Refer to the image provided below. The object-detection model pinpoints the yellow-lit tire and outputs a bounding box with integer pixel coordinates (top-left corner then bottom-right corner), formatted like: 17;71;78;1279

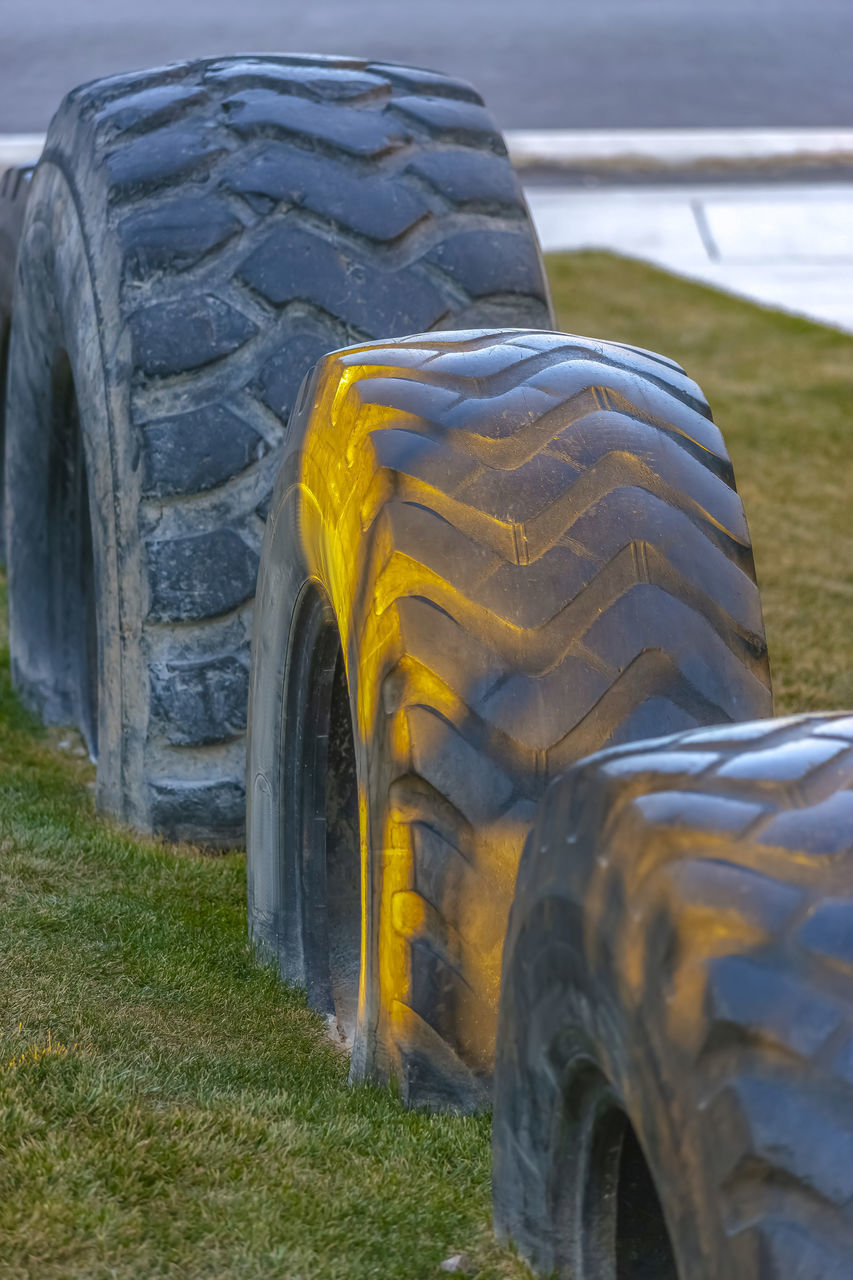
246;328;772;1110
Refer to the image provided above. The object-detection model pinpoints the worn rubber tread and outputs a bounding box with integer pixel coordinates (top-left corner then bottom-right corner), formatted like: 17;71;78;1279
247;328;771;1111
493;712;853;1278
6;56;551;841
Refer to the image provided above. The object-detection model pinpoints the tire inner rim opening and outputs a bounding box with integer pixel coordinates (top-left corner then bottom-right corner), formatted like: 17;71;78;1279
324;649;360;1047
582;1082;679;1280
49;351;98;758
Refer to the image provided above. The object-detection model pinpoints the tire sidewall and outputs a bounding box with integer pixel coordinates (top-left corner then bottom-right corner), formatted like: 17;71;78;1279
246;366;377;1069
245;440;310;972
494;884;730;1279
6;158;135;818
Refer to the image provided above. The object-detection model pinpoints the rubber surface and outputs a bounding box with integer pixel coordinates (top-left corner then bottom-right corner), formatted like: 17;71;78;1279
4;55;552;843
0;166;31;348
246;328;772;1110
493;712;853;1278
0;164;33;558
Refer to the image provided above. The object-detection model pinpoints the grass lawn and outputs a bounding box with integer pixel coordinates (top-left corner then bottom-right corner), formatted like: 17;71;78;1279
1;253;851;1278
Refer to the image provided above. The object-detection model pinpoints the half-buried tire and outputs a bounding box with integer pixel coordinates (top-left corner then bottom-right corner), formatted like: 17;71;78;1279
246;328;772;1111
493;712;853;1278
3;54;552;843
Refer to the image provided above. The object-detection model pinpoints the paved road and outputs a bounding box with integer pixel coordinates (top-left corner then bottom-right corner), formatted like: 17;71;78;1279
2;0;852;133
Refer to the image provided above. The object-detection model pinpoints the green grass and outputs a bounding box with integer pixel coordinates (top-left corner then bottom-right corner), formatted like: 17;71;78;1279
1;253;851;1277
0;602;519;1280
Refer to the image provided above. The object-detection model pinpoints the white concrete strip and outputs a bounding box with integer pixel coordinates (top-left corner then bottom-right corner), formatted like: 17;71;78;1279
507;128;853;171
0;134;44;168
524;183;853;334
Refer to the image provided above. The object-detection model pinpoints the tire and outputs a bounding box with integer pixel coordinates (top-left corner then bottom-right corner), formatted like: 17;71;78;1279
493;712;853;1278
0;165;31;343
246;328;772;1111
3;55;552;844
0;164;33;559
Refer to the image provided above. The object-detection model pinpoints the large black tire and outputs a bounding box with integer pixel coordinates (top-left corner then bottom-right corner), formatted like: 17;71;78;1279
493;712;853;1278
0;164;33;559
4;55;552;843
246;328;772;1111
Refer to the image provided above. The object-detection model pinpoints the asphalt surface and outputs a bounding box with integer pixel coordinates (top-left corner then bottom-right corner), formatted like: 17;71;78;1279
2;0;852;133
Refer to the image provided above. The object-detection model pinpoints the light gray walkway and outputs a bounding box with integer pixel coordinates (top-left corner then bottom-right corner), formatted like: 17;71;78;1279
526;183;853;334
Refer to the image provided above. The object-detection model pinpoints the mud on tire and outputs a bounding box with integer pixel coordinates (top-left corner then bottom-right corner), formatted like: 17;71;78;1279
493;712;853;1278
4;55;552;842
246;328;771;1111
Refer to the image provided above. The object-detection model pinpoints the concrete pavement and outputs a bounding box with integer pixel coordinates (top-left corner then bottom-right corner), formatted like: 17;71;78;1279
525;182;853;335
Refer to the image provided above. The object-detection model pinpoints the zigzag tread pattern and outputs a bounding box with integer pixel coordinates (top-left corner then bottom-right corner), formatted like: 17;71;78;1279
342;331;769;732
499;712;853;1274
41;56;552;839
318;330;771;1099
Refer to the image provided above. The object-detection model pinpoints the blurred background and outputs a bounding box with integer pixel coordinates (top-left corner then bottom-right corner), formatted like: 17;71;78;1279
2;0;852;131
2;0;853;330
